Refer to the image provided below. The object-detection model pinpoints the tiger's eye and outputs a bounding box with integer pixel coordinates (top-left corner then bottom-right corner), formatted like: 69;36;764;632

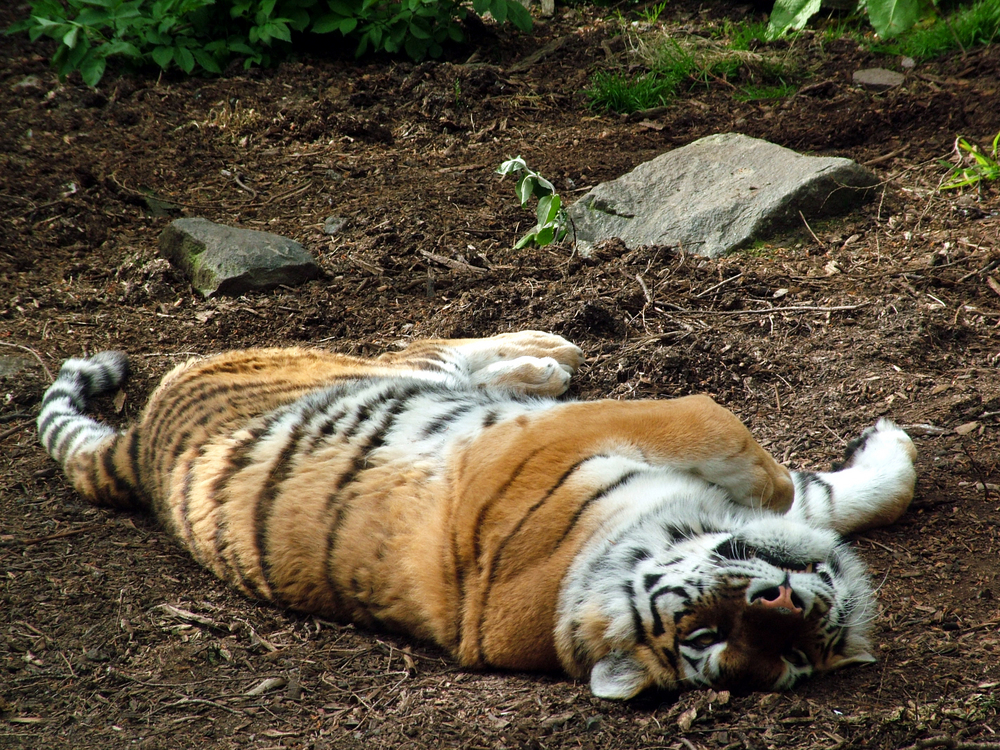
685;628;723;649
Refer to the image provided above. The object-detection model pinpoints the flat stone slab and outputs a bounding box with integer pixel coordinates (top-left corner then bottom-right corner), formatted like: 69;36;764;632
853;68;905;92
159;217;320;297
567;133;878;258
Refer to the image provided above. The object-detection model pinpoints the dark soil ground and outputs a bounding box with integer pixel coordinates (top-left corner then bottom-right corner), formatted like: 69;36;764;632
2;2;1000;748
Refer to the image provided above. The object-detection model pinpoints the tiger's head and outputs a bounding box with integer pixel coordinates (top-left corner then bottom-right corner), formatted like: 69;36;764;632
557;512;878;700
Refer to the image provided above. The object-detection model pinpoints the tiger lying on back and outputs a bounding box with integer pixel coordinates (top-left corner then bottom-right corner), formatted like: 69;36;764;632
37;331;917;699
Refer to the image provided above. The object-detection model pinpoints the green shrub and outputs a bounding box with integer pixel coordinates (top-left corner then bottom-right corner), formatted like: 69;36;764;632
877;0;1000;59
7;0;533;86
767;0;924;40
767;0;1000;43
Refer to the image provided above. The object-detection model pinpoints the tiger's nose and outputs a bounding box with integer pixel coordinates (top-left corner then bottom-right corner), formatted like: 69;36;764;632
754;584;804;615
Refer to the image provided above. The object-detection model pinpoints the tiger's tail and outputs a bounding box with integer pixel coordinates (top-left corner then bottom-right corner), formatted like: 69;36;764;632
37;352;146;510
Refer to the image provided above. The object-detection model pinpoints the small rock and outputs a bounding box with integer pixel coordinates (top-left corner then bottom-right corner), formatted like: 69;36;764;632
11;75;43;92
84;648;110;662
901;56;916;69
159;217;321;298
323;216;348;235
853;68;905;92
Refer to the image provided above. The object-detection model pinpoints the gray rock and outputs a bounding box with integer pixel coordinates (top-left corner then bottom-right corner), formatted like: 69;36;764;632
853;68;905;92
0;355;34;378
159;217;320;297
323;216;348;235
567;133;877;258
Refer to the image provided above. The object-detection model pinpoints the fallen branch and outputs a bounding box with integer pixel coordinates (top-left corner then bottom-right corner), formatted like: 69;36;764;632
418;249;487;274
4;525;102;546
799;211;826;249
660;303;870;317
0;420;32;442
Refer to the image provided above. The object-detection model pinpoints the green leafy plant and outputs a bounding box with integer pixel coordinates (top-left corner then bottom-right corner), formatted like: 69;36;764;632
7;0;533;86
496;157;569;249
940;132;1000;191
876;0;1000;59
312;0;530;60
767;0;923;41
8;0;225;86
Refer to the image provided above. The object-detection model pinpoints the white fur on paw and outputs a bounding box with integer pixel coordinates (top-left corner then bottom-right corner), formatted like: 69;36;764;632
491;331;585;374
471;356;573;395
842;419;917;470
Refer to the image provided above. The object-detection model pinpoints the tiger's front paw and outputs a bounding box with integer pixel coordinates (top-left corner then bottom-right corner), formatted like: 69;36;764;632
489;331;584;374
461;331;584;378
471;356;574;396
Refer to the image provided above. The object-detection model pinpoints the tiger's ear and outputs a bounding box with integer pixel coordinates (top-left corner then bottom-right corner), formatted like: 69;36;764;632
590;651;652;700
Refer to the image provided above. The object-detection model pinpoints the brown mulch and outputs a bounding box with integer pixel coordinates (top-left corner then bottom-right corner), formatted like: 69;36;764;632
2;1;1000;748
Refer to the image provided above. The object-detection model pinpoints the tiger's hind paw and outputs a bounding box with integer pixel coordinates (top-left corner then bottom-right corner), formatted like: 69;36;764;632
835;419;917;472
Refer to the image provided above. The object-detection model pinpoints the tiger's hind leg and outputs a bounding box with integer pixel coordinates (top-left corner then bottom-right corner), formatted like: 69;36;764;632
384;331;585;397
786;419;917;535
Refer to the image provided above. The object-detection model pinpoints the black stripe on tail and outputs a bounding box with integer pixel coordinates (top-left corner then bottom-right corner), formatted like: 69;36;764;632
38;352;134;505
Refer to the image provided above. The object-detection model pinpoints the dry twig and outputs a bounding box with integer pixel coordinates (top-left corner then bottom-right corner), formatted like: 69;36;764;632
0;341;54;381
664;303;869;317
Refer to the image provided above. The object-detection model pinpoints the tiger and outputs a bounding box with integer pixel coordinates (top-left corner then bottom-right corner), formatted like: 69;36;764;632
36;331;918;699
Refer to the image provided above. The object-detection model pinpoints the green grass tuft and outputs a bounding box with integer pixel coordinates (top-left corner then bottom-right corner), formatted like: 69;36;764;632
586;70;678;113
734;82;796;101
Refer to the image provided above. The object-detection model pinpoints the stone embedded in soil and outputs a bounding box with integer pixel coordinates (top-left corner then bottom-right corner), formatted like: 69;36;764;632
566;133;878;258
323;215;348;235
853;68;906;92
0;355;34;377
159;217;321;298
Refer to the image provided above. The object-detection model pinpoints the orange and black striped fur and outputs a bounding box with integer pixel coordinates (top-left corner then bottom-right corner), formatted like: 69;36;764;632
38;332;918;698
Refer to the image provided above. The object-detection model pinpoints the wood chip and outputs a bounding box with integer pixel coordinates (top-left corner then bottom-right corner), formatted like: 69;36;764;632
901;423;947;436
954;421;980;436
677;706;698;731
987;275;1000;299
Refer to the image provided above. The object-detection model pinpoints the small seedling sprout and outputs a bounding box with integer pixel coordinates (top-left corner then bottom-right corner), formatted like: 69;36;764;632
497;157;569;249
